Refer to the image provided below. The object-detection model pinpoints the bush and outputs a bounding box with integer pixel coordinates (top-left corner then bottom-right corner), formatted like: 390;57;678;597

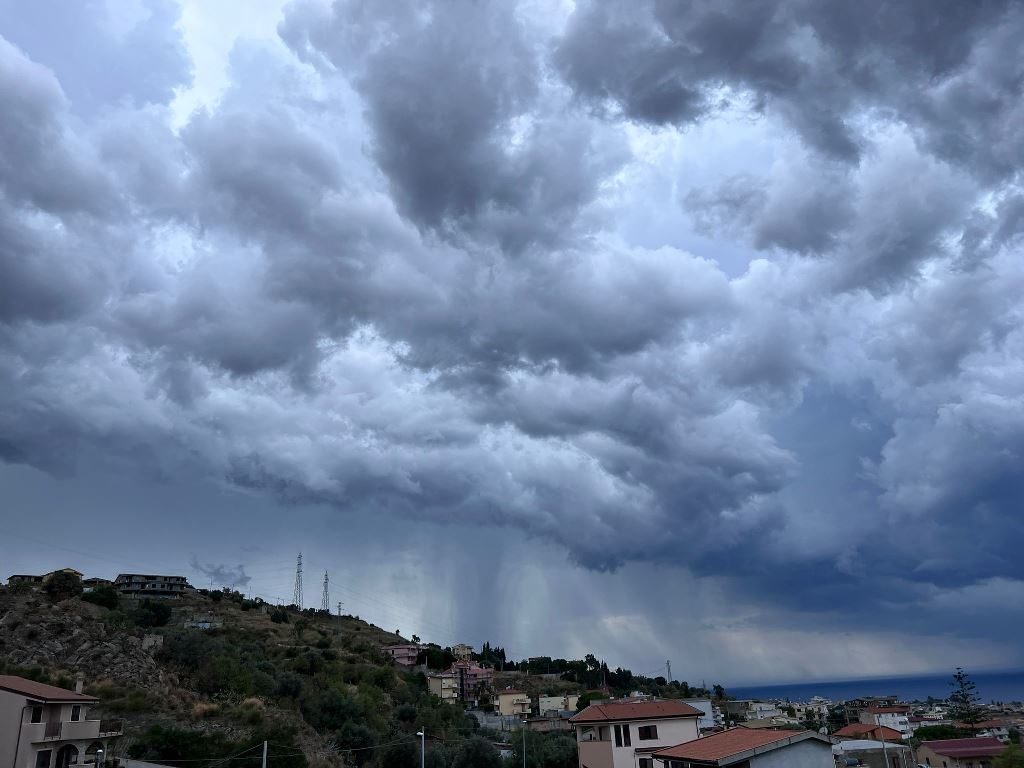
82;586;119;610
270;608;289;624
133;599;172;628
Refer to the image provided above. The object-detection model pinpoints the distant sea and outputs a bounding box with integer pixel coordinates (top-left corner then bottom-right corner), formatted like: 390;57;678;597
728;670;1024;704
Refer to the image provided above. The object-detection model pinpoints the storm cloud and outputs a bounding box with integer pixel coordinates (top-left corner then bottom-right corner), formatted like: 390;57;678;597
2;0;1023;678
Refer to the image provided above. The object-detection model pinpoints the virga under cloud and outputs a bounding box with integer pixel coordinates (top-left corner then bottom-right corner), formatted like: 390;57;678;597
1;0;1023;676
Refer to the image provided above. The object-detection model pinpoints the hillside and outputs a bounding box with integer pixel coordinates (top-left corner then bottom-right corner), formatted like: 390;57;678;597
0;585;504;767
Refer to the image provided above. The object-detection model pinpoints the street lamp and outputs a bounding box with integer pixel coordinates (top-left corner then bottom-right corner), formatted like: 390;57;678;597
416;729;424;768
95;749;103;768
522;720;527;768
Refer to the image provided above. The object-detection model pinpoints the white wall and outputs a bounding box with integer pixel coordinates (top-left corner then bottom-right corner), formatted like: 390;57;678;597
749;739;834;768
681;700;714;730
609;718;699;768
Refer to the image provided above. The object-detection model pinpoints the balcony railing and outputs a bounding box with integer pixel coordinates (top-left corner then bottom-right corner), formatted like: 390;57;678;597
100;719;124;736
28;718;116;742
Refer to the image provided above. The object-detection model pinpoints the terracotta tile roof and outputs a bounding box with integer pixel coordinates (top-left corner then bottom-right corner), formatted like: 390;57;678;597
921;737;1005;758
653;728;818;764
863;706;910;714
834;724;903;739
0;675;98;703
571;699;702;724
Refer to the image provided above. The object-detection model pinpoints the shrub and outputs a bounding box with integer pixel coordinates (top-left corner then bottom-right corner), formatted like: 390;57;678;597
192;702;221;719
270;608;289;624
132;599;172;628
82;586;119;610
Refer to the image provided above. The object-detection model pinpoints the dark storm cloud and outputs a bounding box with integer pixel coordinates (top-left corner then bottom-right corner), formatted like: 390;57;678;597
557;0;1023;176
189;556;252;589
2;0;1024;672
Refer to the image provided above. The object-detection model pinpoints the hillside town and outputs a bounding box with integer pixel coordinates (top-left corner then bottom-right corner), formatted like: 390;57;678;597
3;567;1024;768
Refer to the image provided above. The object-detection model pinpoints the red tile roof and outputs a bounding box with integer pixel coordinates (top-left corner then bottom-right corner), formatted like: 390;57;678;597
571;699;702;724
0;675;98;703
653;728;821;764
834;724;903;740
921;737;1006;758
863;706;910;714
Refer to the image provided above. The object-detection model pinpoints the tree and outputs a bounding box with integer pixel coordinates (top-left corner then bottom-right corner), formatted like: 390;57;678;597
712;684;726;700
914;725;963;742
949;667;983;725
995;744;1024;768
44;572;83;602
133;599;172;628
451;737;501;768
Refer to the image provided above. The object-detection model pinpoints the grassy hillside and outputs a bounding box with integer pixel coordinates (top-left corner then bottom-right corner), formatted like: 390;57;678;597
0;585;532;768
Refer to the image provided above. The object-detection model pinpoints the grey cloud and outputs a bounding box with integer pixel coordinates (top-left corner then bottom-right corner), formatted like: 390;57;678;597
4;0;1024;669
189;556;252;589
0;0;190;114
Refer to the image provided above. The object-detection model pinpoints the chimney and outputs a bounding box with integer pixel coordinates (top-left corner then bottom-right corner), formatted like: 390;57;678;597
75;673;84;694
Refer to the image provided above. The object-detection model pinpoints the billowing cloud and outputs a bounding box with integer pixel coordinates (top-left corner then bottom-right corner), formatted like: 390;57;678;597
2;0;1024;678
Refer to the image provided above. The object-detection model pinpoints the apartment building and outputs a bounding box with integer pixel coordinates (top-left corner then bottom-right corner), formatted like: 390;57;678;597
428;673;458;702
0;676;123;768
858;706;911;740
495;690;531;717
113;574;190;599
540;694;581;714
571;698;703;768
452;643;474;660
447;660;494;704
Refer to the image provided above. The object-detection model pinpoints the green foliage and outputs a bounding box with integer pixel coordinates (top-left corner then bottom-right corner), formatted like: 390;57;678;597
914;725;964;741
301;687;363;732
379;739;419;768
128;724;307;767
575;691;603;712
132;598;172;628
451;737;501;768
44;572;83;602
513;731;579;768
949;667;983;725
270;608;290;624
995;744;1024;768
82;586;119;610
336;721;375;766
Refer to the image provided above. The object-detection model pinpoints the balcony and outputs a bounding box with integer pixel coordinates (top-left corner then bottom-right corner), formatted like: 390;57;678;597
26;718;121;742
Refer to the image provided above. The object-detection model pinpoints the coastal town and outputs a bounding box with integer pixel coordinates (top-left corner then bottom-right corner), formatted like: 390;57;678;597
2;567;1023;768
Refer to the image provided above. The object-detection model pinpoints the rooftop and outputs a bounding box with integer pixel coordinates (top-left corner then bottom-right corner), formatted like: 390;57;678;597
0;675;98;703
572;699;703;724
863;706;910;714
652;728;821;765
834;723;903;740
921;737;1006;758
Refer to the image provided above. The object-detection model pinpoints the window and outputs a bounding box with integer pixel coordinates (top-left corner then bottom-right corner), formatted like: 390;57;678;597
71;705;81;722
36;751;52;768
638;725;659;740
614;724;622;747
622;724;631;747
639;760;653;768
31;706;43;723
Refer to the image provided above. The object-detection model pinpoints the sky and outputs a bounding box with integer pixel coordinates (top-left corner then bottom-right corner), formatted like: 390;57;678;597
1;0;1023;687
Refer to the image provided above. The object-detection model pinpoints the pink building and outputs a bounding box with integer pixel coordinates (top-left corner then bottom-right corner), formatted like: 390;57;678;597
384;644;421;667
447;660;494;703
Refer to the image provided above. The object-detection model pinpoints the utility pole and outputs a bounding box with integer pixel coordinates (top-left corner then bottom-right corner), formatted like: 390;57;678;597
262;740;267;768
293;553;303;609
522;719;527;768
416;729;425;768
666;660;672;684
321;571;330;612
337;601;343;617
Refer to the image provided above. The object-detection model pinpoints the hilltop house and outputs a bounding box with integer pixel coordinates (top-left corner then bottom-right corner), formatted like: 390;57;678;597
917;737;1006;768
113;574;191;599
571;698;703;768
0;675;123;768
858;706;911;740
652;728;833;768
7;569;84;588
383;643;421;668
452;643;474;660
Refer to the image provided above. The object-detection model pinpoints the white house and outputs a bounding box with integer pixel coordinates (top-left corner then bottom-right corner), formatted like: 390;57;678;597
0;676;123;768
653;728;834;768
540;694;581;714
858;706;912;740
571;698;702;768
680;700;717;731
